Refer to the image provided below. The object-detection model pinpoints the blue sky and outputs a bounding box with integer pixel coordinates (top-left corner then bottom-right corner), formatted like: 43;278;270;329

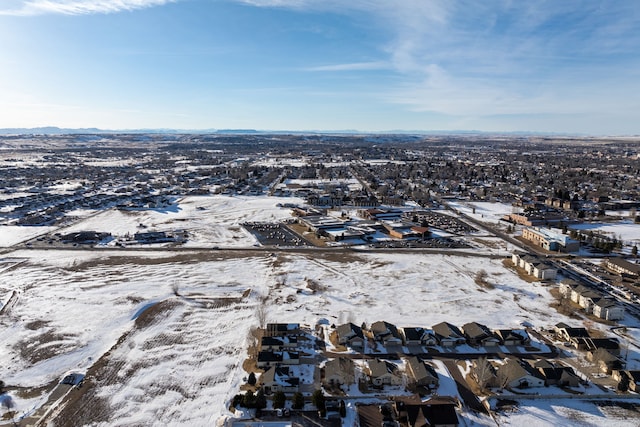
1;0;639;134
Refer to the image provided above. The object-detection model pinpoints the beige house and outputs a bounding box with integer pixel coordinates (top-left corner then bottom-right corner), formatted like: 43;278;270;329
366;359;403;387
323;357;356;388
592;298;625;321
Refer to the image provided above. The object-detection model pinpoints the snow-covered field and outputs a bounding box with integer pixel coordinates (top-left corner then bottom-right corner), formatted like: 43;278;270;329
54;195;305;248
0;195;638;426
496;399;640;427
0;225;58;247
570;220;640;246
0;247;623;426
447;201;513;225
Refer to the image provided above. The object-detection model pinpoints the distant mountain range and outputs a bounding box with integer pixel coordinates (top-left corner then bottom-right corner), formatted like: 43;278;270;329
0;126;632;137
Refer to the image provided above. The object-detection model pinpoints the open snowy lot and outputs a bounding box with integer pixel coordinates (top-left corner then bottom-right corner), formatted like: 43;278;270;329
570;220;640;247
0;226;58;247
54;195;305;248
447;200;514;225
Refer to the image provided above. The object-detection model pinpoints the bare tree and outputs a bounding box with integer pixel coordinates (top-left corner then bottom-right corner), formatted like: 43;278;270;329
256;302;268;329
473;357;496;393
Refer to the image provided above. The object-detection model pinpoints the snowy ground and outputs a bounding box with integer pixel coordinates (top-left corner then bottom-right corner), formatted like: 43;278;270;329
0;247;615;426
32;195;305;249
569;220;640;247
0;195;638;426
495;399;640;427
446;201;514;225
0;225;58;247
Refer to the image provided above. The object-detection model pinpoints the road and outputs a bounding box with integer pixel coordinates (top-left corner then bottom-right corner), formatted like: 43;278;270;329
20;383;75;427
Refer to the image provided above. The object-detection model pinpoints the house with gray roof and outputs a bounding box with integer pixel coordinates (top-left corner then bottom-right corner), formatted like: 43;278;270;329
461;322;500;347
401;327;438;346
593;298;624;321
494;329;530;346
336;322;365;350
370;321;403;346
432;322;466;347
366;359;403;387
405;356;439;389
496;358;545;389
261;366;300;393
323;357;356;388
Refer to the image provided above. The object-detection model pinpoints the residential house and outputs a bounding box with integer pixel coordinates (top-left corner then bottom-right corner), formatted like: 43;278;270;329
494;329;530;346
261;366;300;393
511;251;525;266
366;359;403;387
613;370;640;392
471;358;500;389
432;322;466;347
265;323;300;337
370;321;403;346
256;351;300;369
513;252;558;280
573;337;620;355
570;285;592;305
260;336;298;351
496;358;545;389
401;403;459;427
405;356;439;389
461;322;500;347
578;290;603;314
587;348;625;374
559;279;579;298
592;298;625;321
528;360;581;387
401;327;438;346
554;323;590;342
336;322;365;350
530;261;558;280
323;357;356;388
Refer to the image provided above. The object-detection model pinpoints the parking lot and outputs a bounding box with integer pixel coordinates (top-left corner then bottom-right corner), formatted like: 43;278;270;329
242;222;311;247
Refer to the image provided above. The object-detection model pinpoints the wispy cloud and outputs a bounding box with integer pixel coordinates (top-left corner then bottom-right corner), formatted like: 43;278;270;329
304;61;389;72
235;0;640;121
0;0;176;16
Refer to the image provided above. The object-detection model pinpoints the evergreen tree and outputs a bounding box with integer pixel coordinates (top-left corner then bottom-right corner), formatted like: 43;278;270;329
273;391;286;409
247;372;257;386
243;390;256;408
255;389;267;410
292;392;305;410
339;400;346;417
311;390;326;412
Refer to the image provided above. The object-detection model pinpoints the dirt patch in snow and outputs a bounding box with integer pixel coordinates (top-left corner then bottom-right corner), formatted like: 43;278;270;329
48;298;182;426
16;330;78;365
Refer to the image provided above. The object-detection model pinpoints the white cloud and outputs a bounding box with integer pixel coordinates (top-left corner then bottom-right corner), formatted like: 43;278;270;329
0;0;176;16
